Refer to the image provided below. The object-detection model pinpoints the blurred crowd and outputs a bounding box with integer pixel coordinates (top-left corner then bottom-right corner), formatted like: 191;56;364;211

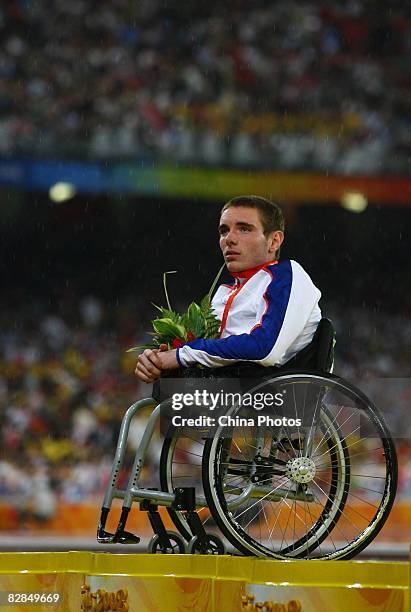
0;294;410;528
0;295;159;524
0;0;410;173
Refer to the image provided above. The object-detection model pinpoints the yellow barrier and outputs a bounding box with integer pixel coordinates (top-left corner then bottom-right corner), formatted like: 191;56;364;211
0;552;408;611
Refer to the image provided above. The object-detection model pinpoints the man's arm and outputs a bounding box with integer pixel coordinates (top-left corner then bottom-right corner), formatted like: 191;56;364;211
177;260;321;368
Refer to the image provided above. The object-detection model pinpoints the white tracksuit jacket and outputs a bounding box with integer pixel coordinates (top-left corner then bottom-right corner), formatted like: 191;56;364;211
176;259;321;369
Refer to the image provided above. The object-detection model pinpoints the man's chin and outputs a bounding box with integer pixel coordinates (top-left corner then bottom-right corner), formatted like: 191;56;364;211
225;261;245;273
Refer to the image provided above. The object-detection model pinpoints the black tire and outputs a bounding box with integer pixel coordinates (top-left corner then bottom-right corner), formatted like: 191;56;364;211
202;373;397;560
147;531;187;554
188;534;226;555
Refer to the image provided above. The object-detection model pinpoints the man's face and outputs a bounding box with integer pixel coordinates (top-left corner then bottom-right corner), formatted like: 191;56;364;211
219;206;284;273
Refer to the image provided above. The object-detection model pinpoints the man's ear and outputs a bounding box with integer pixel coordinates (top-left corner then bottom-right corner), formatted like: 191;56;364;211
269;230;284;254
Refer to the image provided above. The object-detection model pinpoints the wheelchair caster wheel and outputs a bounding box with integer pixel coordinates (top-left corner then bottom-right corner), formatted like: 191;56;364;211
147;531;187;554
188;534;225;555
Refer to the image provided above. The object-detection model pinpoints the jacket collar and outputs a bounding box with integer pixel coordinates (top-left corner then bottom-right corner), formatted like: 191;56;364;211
230;260;278;282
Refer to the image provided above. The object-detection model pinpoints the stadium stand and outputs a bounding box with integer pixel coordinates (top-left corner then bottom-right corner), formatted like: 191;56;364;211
0;1;410;173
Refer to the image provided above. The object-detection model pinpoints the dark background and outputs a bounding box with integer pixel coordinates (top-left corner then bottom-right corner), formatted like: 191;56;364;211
2;188;409;316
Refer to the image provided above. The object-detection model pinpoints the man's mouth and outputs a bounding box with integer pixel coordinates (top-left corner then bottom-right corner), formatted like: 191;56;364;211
225;251;240;260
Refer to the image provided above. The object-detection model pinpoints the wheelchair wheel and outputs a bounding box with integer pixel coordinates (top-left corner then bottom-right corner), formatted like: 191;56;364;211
202;373;397;560
159;433;214;541
148;531;187;554
188;534;226;555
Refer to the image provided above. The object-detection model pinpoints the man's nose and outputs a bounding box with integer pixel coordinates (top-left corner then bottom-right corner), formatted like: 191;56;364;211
225;230;237;245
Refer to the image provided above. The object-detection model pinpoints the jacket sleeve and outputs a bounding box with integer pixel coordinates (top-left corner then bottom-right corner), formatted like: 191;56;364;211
177;260;321;368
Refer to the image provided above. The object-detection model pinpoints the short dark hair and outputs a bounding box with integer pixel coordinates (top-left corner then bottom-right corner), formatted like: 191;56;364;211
221;195;285;235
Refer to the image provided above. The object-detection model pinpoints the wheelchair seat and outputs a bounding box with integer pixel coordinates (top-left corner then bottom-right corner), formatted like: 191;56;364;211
280;317;335;373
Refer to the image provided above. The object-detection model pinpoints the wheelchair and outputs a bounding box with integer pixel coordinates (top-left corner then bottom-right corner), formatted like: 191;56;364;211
97;319;398;560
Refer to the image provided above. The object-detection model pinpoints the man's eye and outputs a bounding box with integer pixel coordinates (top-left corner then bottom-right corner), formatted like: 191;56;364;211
240;227;251;232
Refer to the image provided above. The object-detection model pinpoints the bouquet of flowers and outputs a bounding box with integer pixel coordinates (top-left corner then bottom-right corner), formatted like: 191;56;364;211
127;265;225;353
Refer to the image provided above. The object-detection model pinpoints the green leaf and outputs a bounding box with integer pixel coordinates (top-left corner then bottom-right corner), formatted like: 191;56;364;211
204;310;221;339
151;302;163;313
127;343;157;352
152;318;187;339
198;293;222;339
183;302;205;338
207;262;226;302
152;303;183;324
163;270;177;310
200;294;211;312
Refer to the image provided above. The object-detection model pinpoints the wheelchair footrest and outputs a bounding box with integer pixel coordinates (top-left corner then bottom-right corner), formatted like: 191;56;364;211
97;505;141;545
114;530;141;544
97;528;118;544
97;507;117;544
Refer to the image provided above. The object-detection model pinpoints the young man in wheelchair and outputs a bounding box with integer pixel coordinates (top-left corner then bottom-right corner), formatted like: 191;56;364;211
117;195;396;559
135;195;330;384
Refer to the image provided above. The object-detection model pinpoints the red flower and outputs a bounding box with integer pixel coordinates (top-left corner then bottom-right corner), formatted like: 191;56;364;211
187;331;196;342
172;338;183;348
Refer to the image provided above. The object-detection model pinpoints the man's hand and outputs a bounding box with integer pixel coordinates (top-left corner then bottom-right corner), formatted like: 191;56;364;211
135;345;179;383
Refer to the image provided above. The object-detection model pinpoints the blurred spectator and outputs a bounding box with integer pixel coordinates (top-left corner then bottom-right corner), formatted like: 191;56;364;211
0;1;409;173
